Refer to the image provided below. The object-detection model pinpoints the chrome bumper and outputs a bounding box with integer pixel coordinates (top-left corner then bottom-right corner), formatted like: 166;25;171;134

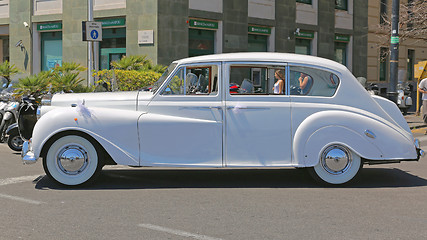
415;139;425;159
21;140;38;164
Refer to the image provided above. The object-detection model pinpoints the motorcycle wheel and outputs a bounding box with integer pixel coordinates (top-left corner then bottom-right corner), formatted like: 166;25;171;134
7;130;23;152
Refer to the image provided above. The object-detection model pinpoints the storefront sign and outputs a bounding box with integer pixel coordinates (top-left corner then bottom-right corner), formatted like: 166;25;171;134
189;19;218;30
38;23;62;31
248;26;271;35
98;18;126;28
335;34;350;42
296;31;314;39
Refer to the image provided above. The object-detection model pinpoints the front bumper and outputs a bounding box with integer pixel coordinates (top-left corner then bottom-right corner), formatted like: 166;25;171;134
21;140;39;164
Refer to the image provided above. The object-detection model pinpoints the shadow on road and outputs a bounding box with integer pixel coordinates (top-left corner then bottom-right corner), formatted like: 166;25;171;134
34;167;427;190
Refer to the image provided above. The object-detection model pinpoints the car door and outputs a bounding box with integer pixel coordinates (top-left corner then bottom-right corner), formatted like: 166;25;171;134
224;62;293;167
138;62;223;167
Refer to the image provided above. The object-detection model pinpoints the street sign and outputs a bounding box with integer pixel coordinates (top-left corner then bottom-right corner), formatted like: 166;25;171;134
82;21;102;41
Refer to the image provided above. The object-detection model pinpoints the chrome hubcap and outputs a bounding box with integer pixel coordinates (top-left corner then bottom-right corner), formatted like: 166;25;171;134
321;145;352;175
57;145;88;175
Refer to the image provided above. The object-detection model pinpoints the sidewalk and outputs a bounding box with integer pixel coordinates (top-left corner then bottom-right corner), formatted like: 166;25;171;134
404;112;427;129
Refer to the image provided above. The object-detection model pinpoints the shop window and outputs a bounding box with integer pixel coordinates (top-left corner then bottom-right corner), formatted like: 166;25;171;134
380;0;388;24
297;0;312;4
295;38;311;55
335;0;348;10
248;34;268;52
407;49;415;81
41;31;62;71
289;66;339;97
100;28;126;70
334;42;347;66
189;29;215;57
379;47;388;81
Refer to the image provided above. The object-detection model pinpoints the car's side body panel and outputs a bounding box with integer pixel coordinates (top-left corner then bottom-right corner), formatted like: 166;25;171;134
31;107;142;166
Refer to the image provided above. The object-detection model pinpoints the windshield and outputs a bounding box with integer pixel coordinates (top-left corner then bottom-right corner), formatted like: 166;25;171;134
151;63;177;93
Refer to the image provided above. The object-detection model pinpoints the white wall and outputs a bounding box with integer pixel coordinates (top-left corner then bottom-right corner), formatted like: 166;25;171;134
248;0;274;20
189;0;222;13
33;0;62;15
94;0;126;11
0;0;8;19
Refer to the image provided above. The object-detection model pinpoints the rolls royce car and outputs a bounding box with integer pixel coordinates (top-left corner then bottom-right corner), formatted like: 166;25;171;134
21;53;423;186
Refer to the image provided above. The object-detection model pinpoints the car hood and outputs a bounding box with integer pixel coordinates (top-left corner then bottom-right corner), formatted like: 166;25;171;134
50;91;154;111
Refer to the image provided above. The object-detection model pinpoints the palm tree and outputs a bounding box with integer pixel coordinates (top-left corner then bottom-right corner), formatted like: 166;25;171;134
0;61;20;88
110;55;166;73
50;62;87;93
13;72;50;100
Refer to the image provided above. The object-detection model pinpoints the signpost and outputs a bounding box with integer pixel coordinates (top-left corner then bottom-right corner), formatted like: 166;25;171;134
82;21;102;41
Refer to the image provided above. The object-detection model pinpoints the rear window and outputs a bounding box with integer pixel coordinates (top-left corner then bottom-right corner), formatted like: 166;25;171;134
289;66;339;97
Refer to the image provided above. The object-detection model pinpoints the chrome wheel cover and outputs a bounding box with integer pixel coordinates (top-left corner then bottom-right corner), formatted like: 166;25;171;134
57;145;89;175
320;145;352;175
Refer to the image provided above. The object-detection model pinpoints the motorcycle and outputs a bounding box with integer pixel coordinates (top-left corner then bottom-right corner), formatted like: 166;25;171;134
396;82;413;115
0;100;20;143
6;123;22;151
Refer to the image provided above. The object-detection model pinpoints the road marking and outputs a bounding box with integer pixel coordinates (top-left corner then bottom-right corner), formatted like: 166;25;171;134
0;175;41;186
0;193;44;205
138;223;223;240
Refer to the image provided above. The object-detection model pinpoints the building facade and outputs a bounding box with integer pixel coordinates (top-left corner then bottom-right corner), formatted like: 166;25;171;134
0;0;368;83
367;0;427;95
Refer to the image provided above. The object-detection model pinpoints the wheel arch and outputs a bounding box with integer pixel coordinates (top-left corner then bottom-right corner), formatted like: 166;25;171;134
292;110;390;167
39;130;115;166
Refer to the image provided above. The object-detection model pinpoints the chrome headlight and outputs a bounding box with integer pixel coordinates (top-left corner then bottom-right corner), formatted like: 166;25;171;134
36;106;41;120
41;94;52;106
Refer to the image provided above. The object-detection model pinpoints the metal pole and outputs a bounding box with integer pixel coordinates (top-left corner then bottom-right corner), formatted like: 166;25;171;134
389;0;400;95
87;0;94;86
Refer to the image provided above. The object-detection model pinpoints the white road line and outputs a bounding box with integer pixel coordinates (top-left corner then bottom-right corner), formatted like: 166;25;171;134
138;223;223;240
0;193;44;205
0;175;41;186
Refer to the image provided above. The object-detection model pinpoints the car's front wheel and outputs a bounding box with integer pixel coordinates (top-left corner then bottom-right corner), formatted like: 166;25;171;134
309;144;362;185
43;135;102;186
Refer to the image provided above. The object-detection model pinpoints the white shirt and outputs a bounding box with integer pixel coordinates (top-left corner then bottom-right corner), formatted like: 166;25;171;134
419;78;427;100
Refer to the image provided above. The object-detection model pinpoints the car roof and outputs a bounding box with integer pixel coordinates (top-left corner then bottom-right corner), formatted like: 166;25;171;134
173;52;348;73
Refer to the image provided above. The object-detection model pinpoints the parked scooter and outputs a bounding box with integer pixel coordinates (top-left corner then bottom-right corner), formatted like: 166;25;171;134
396;82;413;115
6;123;22;151
0;100;20;142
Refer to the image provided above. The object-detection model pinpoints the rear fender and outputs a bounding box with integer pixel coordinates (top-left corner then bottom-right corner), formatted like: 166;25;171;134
293;110;416;167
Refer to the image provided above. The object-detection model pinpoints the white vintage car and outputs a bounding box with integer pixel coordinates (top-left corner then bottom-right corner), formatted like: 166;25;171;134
21;53;423;186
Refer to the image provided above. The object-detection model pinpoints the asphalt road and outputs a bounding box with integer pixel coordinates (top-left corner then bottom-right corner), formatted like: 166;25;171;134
1;133;427;240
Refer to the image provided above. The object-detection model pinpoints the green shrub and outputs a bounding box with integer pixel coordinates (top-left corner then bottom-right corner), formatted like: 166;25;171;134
93;69;162;91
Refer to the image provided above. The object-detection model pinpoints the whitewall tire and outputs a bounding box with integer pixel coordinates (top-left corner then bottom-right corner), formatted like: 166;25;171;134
43;135;102;186
309;144;362;185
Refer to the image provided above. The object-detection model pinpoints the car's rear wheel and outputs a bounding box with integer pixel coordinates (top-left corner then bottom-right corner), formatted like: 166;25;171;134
43;135;102;186
309;144;362;185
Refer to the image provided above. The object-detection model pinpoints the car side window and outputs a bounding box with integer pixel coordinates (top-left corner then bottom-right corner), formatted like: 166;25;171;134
161;65;219;95
289;66;340;97
229;65;286;95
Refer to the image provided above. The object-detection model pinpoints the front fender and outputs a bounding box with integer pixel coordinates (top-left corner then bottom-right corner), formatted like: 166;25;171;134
32;106;143;166
293;110;417;167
